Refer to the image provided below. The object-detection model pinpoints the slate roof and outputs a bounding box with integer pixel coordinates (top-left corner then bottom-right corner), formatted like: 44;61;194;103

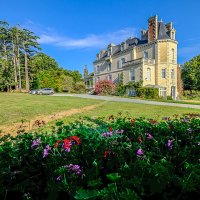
158;22;170;40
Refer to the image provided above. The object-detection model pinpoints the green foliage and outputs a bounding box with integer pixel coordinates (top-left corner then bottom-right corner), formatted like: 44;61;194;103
75;81;86;93
115;73;126;96
182;54;200;90
125;81;143;90
136;87;159;99
0;114;200;199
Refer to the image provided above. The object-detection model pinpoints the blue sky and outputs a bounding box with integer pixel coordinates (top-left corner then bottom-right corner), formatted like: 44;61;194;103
1;0;200;74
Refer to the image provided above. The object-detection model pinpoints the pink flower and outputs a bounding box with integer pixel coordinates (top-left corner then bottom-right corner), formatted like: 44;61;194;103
137;148;143;155
147;133;153;139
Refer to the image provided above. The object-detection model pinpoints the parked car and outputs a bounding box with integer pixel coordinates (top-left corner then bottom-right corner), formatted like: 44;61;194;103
36;88;55;95
29;89;38;94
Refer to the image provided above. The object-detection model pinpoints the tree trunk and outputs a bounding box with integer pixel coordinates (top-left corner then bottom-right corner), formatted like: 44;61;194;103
12;37;18;90
16;31;22;91
24;50;29;92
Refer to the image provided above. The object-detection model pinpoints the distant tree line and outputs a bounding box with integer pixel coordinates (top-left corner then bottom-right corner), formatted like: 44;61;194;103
0;20;85;93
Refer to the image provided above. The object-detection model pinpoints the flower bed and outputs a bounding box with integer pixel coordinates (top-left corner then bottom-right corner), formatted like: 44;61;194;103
0;114;200;199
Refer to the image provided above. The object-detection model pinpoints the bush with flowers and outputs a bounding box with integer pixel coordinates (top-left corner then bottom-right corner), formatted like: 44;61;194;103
0;114;200;199
94;80;116;95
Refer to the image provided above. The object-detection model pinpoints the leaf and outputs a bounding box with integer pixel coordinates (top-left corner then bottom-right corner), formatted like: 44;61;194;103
106;173;121;182
74;189;101;200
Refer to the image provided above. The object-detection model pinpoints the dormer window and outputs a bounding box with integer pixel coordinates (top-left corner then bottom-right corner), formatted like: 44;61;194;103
121;43;125;51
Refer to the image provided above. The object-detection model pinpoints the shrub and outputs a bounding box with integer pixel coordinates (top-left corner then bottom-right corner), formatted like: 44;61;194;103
75;81;86;93
136;87;159;99
0;114;200;199
95;80;116;95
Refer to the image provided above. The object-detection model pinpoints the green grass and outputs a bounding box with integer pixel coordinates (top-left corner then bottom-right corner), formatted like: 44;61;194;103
55;101;200;123
0;93;102;126
0;93;199;128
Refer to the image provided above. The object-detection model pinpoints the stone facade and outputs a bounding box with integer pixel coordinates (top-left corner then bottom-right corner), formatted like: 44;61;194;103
92;15;179;99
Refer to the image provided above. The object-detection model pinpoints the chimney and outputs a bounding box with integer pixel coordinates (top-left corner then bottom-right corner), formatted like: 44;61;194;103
148;15;158;42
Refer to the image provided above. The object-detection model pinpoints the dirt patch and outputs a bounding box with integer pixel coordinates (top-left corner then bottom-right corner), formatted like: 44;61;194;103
0;103;103;136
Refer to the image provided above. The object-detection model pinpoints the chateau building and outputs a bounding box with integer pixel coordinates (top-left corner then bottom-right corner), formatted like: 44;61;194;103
90;16;180;99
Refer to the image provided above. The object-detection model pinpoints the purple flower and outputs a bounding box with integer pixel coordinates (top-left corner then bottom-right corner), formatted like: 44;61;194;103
66;164;82;175
162;116;169;121
137;148;143;155
146;133;153;139
167;140;173;150
43;144;51;158
101;132;113;137
31;138;41;149
116;129;124;134
56;175;61;181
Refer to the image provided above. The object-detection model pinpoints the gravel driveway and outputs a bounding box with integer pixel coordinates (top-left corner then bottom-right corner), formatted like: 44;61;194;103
52;94;200;109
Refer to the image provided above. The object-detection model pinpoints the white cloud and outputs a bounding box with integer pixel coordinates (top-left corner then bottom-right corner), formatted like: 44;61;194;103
38;27;137;49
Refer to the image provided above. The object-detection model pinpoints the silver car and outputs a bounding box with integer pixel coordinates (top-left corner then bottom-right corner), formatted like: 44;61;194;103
29;89;38;94
37;88;55;95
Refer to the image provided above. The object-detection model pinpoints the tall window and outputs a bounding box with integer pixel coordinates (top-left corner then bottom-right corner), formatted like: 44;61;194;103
117;60;120;69
146;68;151;80
96;65;100;74
144;51;148;59
172;32;175;40
171;69;175;79
161;69;166;78
108;63;111;71
172;48;175;62
130;69;135;81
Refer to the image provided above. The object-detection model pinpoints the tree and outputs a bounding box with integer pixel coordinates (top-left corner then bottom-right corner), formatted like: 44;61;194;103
182;55;200;91
21;28;41;92
75;81;86;93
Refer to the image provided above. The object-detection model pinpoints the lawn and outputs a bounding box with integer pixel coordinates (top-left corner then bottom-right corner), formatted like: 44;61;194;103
0;93;102;126
0;93;199;134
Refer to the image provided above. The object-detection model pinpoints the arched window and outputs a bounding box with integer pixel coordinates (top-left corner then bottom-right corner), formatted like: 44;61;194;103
146;68;151;80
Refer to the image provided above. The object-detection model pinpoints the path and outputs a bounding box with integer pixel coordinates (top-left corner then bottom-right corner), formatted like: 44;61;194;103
52;94;200;109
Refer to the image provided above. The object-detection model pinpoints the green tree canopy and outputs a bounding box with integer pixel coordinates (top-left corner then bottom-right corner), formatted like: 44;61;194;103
182;54;200;90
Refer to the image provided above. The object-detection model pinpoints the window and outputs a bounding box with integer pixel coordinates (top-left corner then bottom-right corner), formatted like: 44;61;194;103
96;65;100;74
108;74;112;81
144;51;148;59
121;43;125;51
146;68;151;81
172;48;175;62
117;60;120;69
172;32;175;40
130;69;135;81
121;58;125;64
161;69;166;78
171;69;175;79
108;63;111;71
159;87;167;97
